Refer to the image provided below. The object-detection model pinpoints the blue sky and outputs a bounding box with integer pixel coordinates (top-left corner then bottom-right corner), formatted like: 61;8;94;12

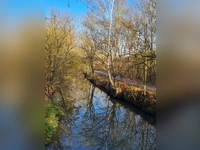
45;0;88;17
45;0;136;19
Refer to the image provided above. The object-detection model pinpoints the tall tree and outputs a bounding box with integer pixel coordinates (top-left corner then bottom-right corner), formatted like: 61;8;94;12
45;9;78;92
80;0;117;87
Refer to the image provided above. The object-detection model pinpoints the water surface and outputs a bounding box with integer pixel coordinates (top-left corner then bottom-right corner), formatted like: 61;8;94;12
47;78;156;150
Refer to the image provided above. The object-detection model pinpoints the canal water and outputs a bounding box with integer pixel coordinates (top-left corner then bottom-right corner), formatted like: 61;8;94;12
47;78;156;150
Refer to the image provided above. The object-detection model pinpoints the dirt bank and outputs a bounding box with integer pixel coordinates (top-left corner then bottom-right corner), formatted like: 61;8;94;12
84;73;156;117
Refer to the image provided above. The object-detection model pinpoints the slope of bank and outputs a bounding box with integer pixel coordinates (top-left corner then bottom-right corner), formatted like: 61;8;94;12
83;73;156;117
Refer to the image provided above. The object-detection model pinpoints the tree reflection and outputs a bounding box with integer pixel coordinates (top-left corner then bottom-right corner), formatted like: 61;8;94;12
48;78;156;150
47;79;80;150
79;83;156;150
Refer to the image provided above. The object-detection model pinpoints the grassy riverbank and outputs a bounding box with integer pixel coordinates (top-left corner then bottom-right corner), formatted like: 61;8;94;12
84;73;156;117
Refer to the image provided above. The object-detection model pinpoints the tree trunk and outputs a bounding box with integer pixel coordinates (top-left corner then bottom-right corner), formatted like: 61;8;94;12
107;54;114;87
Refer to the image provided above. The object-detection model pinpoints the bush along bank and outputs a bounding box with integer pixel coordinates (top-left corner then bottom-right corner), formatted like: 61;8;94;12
84;73;156;117
45;101;63;145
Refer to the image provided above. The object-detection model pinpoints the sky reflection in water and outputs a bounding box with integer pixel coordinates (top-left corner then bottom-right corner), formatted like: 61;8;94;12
48;80;156;150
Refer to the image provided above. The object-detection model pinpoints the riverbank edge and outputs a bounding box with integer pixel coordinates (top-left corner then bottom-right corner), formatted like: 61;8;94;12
83;73;156;117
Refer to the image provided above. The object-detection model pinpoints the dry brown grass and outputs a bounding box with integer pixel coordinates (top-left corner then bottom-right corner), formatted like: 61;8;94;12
85;73;156;116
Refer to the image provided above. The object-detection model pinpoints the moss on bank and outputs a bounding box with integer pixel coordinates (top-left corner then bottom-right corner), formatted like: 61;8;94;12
84;73;156;117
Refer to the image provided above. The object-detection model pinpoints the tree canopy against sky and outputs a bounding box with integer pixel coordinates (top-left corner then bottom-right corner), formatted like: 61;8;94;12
45;0;136;17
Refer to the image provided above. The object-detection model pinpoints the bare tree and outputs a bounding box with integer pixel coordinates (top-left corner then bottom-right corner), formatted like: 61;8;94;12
80;0;156;91
45;9;78;92
80;0;116;87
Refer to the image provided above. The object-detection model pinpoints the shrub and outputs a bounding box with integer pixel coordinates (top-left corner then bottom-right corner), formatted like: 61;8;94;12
45;102;60;144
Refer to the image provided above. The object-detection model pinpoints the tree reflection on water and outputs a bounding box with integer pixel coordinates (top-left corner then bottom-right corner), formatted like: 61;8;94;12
47;78;156;150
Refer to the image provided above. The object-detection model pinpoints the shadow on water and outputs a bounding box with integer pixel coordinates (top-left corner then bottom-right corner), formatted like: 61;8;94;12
109;97;156;126
47;78;156;150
